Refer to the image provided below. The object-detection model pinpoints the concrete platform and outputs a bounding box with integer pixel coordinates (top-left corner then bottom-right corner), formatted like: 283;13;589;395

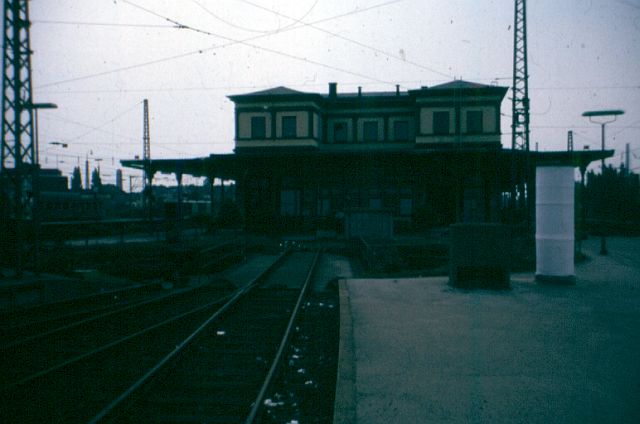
335;237;640;423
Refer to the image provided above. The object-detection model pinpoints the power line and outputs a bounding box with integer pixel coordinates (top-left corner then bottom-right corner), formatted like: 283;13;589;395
41;113;139;144
531;125;640;129
119;0;397;85
235;0;452;80
38;79;640;95
191;0;318;34
32;19;178;29
65;101;142;142
37;0;407;89
42;112;231;153
529;85;640;91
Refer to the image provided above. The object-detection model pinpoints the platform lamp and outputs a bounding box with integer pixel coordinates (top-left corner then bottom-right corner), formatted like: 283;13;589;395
24;102;58;164
48;141;68;168
582;109;624;255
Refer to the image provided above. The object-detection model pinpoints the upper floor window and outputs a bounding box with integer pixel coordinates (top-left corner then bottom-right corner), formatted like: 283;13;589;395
363;121;378;142
334;122;348;143
393;120;409;141
466;111;483;134
282;116;297;138
251;116;266;138
433;111;450;135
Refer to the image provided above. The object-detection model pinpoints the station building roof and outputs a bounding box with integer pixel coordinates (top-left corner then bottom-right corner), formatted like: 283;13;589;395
122;147;613;182
228;80;508;104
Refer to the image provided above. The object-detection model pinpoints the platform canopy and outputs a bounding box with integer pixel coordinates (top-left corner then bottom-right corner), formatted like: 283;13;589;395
121;147;614;182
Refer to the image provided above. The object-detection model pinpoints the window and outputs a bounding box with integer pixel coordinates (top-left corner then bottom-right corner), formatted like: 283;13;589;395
466;111;483;134
282;116;297;138
433;111;450;135
399;198;413;216
251;116;266;138
333;122;348;143
281;190;300;216
393;120;409;141
363;121;378;142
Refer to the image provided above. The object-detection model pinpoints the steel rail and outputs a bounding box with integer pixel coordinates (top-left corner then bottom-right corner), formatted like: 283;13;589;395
88;249;291;424
0;290;166;340
0;284;194;350
0;280;159;321
1;240;246;348
0;287;238;392
245;249;321;423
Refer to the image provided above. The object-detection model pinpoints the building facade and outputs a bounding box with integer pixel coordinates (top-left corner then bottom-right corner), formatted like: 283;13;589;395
227;80;509;234
231;81;505;151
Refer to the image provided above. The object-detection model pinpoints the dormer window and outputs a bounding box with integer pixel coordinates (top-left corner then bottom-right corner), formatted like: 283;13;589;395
251;116;266;138
282;116;297;138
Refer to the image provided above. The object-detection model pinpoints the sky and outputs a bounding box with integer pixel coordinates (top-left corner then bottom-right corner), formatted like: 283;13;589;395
10;0;640;187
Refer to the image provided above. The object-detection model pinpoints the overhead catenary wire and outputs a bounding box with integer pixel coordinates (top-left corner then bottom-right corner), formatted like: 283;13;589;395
36;0;409;90
190;0;319;34
42;111;230;148
38;79;640;95
41;114;140;145
234;0;453;80
64;101;143;142
31;1;638;168
32;19;178;29
118;0;399;85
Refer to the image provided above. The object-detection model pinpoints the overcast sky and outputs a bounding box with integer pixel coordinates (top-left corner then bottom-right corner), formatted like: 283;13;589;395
16;0;640;186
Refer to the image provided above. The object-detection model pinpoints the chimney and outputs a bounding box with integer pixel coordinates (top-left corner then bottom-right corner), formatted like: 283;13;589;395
396;84;400;96
329;82;337;98
358;86;362;97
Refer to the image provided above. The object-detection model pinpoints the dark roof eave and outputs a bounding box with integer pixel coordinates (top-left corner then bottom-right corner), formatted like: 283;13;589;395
408;85;509;99
530;149;614;169
120;148;613;179
228;93;324;103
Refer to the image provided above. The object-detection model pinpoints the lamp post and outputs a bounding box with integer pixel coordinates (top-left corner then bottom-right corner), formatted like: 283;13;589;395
24;103;58;164
582;109;624;255
48;141;68;168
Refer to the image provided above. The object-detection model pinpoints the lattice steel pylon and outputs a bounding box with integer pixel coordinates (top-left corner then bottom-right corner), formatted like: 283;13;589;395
142;98;154;220
1;0;36;277
142;98;150;188
510;0;531;224
511;0;530;153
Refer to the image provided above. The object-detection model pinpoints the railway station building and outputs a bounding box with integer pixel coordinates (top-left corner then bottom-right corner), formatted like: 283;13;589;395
124;80;610;236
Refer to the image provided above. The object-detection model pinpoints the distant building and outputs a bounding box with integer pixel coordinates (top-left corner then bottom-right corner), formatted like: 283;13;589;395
39;191;104;222
116;169;123;191
37;169;98;222
37;168;68;192
37;169;130;222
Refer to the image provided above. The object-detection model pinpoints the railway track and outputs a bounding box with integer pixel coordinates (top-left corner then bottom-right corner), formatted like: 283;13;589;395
0;239;246;347
0;249;322;423
0;282;175;347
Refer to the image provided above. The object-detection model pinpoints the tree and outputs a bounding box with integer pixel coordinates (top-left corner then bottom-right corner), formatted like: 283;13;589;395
585;165;640;234
71;166;82;192
91;167;102;191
